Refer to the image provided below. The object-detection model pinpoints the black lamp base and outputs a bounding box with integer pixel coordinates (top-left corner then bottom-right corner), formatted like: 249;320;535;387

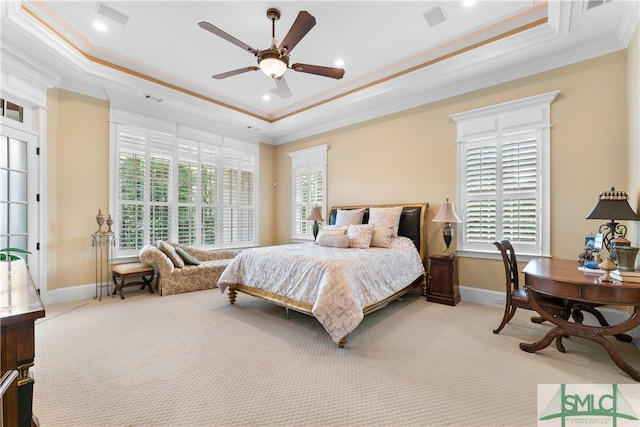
442;222;454;257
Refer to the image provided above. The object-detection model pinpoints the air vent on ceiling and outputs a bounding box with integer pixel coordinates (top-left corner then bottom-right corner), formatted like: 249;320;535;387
143;94;163;102
584;0;612;12
422;5;448;27
96;2;130;25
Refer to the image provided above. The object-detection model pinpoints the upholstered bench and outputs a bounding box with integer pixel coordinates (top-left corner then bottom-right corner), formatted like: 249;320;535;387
112;262;155;299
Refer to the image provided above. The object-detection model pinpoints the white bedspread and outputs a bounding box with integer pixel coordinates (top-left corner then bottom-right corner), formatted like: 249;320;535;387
217;237;425;343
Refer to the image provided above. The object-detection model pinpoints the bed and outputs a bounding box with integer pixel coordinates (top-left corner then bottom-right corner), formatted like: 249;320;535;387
217;203;429;347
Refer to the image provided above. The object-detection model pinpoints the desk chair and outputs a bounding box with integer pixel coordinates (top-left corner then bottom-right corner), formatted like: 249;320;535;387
492;240;571;334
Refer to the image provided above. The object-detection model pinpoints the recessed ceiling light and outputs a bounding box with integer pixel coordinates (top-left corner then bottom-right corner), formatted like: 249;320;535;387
335;59;344;67
463;0;477;7
262;95;271;101
93;22;108;32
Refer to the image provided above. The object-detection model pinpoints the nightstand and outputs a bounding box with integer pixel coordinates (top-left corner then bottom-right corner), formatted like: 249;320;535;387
427;255;460;306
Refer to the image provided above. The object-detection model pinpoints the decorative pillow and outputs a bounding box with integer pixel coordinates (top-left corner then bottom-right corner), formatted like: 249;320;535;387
316;228;347;243
347;223;375;249
368;206;403;237
158;241;185;268
335;208;365;226
370;225;394;248
175;247;200;266
322;225;348;231
317;233;351;248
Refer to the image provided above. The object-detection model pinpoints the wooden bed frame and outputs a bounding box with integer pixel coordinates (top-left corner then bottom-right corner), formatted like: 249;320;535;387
226;202;429;348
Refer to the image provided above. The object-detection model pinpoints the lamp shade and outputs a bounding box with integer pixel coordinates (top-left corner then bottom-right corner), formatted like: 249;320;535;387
306;206;324;222
259;50;288;78
585;187;640;221
432;199;462;223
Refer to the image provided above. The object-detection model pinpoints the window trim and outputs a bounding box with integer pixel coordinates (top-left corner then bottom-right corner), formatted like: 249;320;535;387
450;91;559;259
288;145;328;241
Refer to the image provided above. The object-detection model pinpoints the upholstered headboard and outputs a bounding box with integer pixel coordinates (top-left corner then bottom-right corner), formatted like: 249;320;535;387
328;203;429;265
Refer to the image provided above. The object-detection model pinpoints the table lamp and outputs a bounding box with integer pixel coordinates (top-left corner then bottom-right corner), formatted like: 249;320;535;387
432;198;462;257
307;206;324;241
585;186;640;256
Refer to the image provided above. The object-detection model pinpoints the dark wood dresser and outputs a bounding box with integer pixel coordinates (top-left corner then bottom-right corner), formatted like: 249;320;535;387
1;260;45;427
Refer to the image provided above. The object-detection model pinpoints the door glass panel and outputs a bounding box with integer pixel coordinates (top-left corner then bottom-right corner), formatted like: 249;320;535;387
9;138;27;169
0;133;29;262
0;136;7;168
9;204;27;233
0;170;7;200
10;170;27;202
0;203;7;234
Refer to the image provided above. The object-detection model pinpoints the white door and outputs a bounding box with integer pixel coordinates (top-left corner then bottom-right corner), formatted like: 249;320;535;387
0;125;40;285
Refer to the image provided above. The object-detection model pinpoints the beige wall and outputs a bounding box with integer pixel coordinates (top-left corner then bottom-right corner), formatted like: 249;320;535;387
259;142;277;246
46;89;110;290
45;90;279;290
45;45;638;294
273;50;632;293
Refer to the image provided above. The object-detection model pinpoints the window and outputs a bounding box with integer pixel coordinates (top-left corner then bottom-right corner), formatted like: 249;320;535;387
451;91;559;258
0;98;24;123
114;123;257;257
288;145;327;240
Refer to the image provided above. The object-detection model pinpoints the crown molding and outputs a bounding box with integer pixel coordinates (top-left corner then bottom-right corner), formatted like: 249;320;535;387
618;1;640;47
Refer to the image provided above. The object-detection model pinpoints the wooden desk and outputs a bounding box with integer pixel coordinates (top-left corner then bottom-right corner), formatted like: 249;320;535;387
1;260;45;426
521;258;640;381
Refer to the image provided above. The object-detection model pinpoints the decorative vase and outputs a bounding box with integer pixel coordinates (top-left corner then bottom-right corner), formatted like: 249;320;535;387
106;214;114;234
615;246;639;271
598;256;617;282
611;237;631;264
96;209;105;233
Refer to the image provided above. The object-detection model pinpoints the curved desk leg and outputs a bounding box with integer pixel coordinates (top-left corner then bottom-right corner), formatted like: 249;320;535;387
588;334;640;382
520;327;566;353
521;288;640;382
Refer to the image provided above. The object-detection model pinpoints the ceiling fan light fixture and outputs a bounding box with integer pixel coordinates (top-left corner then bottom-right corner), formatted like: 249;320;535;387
259;50;288;78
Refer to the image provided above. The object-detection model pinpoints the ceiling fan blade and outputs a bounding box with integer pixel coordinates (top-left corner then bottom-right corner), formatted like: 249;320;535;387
272;76;292;99
212;66;259;80
278;11;316;55
198;21;259;55
291;63;345;79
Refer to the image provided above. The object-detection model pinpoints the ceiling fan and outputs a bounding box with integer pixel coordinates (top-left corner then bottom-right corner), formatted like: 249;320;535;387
198;8;345;99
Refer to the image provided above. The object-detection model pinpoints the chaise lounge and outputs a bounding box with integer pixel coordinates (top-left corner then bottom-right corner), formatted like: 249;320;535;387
139;242;238;296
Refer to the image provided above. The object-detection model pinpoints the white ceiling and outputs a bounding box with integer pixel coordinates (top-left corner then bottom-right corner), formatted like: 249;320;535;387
1;1;638;144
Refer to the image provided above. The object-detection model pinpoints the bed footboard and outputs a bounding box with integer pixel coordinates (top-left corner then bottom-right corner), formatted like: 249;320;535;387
226;276;422;348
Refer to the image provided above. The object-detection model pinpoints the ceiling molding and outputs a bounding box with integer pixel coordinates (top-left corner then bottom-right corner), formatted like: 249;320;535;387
618;1;640;46
2;1;635;145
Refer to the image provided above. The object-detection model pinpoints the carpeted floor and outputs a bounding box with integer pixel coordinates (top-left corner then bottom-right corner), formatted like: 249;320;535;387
32;287;640;427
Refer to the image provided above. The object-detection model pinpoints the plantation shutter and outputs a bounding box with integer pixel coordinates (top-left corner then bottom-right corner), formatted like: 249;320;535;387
148;131;173;244
288;145;327;240
293;170;324;236
117;126;146;250
176;138;198;245
461;134;541;252
221;149;255;245
114;121;257;257
465;144;497;243
200;144;219;245
502;138;538;246
452;91;557;257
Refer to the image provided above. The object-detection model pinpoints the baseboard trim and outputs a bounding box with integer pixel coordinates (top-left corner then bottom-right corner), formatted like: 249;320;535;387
40;283;104;306
459;285;640;348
